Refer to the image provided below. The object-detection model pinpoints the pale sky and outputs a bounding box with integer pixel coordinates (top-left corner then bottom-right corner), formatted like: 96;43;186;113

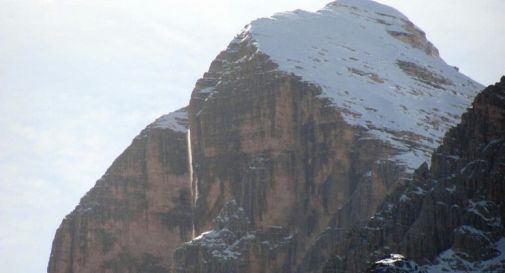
0;1;503;272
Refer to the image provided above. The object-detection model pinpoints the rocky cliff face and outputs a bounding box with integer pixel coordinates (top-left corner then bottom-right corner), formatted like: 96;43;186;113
48;1;487;273
48;108;192;273
178;1;481;272
323;76;505;273
185;37;406;273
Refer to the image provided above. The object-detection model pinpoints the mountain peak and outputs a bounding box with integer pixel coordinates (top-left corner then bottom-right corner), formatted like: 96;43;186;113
228;0;482;170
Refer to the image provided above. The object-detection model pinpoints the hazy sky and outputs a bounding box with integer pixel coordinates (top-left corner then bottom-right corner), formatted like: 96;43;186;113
0;1;503;272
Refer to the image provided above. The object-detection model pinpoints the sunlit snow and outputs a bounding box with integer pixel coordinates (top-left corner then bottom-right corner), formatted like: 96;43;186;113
238;0;483;170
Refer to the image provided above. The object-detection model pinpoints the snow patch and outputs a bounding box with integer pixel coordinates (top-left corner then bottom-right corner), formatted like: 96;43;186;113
188;228;256;261
151;108;188;132
399;194;410;202
372;253;424;272
376;254;406;265
445;185;456;193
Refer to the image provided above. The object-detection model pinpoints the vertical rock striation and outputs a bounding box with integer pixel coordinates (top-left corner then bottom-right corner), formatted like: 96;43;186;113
184;33;408;273
48;108;192;273
177;1;481;272
323;76;505;273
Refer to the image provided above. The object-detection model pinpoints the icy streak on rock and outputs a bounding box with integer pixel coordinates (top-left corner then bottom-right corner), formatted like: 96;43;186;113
187;128;197;239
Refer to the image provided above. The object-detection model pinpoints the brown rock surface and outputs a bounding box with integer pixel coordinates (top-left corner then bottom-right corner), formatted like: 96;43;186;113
179;29;413;273
47;108;192;273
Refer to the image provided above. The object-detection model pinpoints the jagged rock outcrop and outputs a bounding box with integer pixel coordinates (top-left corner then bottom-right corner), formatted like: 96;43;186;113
48;1;487;273
174;200;297;273
322;76;505;272
48;108;192;273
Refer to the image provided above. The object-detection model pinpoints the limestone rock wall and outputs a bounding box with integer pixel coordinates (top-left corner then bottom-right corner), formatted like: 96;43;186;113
46;2;489;272
47;109;191;273
182;34;408;273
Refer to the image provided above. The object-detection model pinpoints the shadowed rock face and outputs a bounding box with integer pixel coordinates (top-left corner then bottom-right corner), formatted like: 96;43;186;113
46;41;408;273
47;109;192;273
322;76;505;273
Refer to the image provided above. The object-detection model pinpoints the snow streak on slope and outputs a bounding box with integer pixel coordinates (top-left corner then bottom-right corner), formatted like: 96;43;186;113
151;108;188;132
234;0;482;170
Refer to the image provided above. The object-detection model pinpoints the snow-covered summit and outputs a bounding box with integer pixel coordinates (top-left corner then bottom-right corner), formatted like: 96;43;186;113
231;0;482;170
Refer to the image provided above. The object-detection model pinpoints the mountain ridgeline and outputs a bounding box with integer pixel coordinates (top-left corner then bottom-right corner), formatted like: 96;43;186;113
48;1;503;273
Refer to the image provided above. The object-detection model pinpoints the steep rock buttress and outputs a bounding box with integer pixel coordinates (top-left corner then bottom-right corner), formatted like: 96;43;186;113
48;108;191;273
179;1;482;272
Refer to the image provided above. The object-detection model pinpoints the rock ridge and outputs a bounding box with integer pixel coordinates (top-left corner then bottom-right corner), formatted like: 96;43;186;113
322;76;505;273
